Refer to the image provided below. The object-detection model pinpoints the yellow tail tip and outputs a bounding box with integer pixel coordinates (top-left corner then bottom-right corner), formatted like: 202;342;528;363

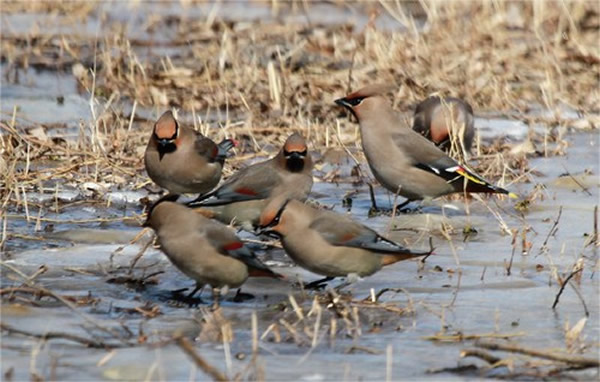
508;192;519;199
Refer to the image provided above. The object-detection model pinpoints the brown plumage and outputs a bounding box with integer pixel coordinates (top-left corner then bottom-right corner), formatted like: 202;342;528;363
257;198;429;279
335;85;516;204
412;96;475;153
189;133;313;229
144;111;235;194
145;196;281;304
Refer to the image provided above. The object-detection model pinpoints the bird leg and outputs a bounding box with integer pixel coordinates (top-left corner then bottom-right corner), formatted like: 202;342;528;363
187;283;204;299
303;276;335;290
393;199;423;214
333;273;361;292
168;283;204;306
211;288;221;310
367;183;379;213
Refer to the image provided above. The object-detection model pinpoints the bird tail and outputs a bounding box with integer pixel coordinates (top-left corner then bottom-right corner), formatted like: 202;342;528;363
217;139;236;159
185;189;219;207
381;250;431;266
454;166;518;198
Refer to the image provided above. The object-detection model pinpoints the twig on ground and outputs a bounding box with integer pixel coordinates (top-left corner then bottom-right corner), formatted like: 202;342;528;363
475;341;599;368
0;322;123;349
560;167;592;196
540;206;562;254
424;331;525;342
0;261;132;344
175;336;228;382
552;268;583;310
506;229;518;276
460;348;502;365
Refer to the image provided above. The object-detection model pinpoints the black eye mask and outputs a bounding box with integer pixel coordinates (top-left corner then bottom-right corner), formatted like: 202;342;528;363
285;151;306;172
346;97;364;106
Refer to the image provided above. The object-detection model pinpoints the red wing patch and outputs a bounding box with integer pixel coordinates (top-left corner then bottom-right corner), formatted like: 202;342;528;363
223;242;244;251
235;187;258;196
340;233;356;242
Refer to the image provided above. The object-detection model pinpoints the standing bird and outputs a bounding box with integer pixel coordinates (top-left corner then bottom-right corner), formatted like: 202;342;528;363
188;133;313;229
144;110;235;195
144;195;281;307
412;96;475;153
335;84;516;209
257;198;430;288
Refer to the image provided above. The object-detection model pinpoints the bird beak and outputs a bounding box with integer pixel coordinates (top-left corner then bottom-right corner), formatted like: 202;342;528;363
335;98;351;109
254;225;281;239
288;151;303;160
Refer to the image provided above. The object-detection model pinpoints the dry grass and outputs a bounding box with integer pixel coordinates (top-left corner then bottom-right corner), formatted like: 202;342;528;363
1;1;598;215
0;2;598;379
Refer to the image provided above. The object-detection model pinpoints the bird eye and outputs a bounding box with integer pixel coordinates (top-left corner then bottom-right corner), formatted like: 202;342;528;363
268;199;291;227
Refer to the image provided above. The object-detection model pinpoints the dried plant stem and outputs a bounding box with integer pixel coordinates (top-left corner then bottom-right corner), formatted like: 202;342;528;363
540;206;562;254
460;348;502;365
475;341;599;368
0;261;130;344
506;229;518;276
175;336;228;382
0;322;122;349
552;268;583;310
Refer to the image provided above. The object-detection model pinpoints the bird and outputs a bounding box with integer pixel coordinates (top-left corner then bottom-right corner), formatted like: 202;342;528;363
144;110;235;195
188;132;313;229
412;95;475;153
335;84;517;210
257;197;431;288
144;194;281;307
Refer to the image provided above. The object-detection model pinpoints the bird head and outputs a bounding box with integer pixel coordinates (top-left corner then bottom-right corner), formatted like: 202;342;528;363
256;198;292;239
281;133;310;173
153;111;179;159
143;193;181;229
335;84;396;119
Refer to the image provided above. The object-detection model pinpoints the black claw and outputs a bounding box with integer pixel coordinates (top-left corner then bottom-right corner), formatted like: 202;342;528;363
167;285;205;307
232;289;255;303
303;276;335;290
167;294;204;308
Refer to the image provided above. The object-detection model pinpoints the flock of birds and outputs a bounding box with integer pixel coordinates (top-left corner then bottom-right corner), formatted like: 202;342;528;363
142;84;516;306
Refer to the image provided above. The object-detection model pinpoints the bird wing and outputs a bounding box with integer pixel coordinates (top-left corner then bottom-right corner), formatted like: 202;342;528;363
309;212;425;254
192;130;235;162
196;160;284;206
193;134;220;162
392;130;514;196
204;223;280;277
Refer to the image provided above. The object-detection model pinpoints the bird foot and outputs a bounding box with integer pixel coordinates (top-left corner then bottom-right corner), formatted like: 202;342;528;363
368;206;385;218
231;289;255;303
303;277;335;290
167;288;204;307
394;205;422;214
